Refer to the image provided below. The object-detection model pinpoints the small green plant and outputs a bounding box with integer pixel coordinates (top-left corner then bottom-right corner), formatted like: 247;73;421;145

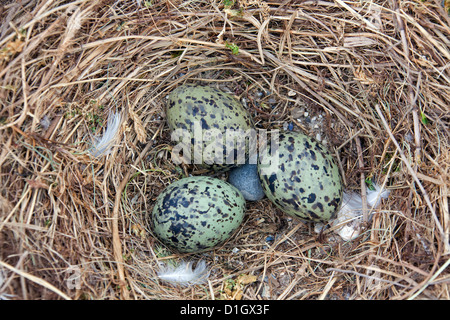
224;278;237;292
365;178;376;191
170;50;183;58
223;0;235;8
444;0;450;15
64;103;82;119
420;111;429;125
223;0;243;17
173;166;185;178
87;112;104;132
225;41;239;55
116;21;126;31
85;100;106;132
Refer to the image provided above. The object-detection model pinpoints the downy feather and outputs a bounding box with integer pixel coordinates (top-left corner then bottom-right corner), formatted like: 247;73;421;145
157;260;210;286
90;112;122;157
332;183;390;241
315;183;390;241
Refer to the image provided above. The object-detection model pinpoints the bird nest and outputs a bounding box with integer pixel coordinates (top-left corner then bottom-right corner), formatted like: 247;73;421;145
0;0;449;300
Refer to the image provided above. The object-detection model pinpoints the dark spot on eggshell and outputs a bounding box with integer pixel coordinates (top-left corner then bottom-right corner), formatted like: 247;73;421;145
287;143;295;153
266;174;277;193
307;193;316;203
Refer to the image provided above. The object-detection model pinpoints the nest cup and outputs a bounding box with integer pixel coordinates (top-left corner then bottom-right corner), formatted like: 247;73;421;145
0;0;449;300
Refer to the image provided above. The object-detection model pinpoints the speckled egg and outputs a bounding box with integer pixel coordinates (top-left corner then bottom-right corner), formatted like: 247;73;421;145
258;131;343;222
151;176;246;253
166;83;254;170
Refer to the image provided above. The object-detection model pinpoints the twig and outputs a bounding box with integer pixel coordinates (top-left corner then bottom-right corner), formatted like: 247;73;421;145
263;50;353;128
375;104;445;240
393;2;423;174
334;0;379;30
0;259;71;300
0;56;28;131
318;271;337;300
407;257;450;300
326;267;409;288
111;142;153;299
355;135;368;223
441;183;450;255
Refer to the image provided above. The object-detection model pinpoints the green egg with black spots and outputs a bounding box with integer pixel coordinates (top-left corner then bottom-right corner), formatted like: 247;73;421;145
258;131;343;222
151;176;245;253
166;83;254;171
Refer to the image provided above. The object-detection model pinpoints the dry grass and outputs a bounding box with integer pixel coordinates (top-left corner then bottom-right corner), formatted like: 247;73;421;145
0;0;449;300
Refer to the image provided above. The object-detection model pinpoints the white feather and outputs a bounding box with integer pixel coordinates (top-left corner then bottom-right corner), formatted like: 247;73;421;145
332;183;390;241
366;183;390;208
90;112;122;157
315;183;390;241
157;260;210;286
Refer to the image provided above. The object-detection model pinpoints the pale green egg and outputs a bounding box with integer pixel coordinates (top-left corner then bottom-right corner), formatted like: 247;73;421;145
166;83;254;171
258;131;343;222
151;176;246;253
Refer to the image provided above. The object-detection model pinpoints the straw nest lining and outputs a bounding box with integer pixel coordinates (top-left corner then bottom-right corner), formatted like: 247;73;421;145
0;0;449;300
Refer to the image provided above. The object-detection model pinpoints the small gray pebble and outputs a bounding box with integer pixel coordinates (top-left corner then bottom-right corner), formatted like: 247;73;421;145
228;164;265;201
